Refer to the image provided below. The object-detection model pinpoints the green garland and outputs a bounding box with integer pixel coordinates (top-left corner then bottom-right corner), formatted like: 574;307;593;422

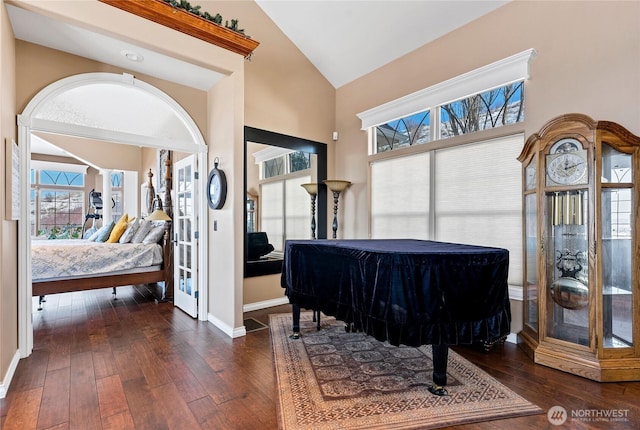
164;0;246;35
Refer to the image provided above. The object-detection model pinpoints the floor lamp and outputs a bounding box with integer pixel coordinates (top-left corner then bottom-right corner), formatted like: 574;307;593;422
323;180;351;239
300;183;318;239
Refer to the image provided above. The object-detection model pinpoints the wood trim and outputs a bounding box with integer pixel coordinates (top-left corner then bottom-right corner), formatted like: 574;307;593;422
99;0;259;57
32;269;165;297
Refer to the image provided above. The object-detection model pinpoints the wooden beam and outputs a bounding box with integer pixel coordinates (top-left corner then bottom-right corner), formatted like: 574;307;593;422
99;0;259;57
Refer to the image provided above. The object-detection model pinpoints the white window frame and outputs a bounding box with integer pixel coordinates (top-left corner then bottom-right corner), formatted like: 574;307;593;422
358;49;536;134
363;50;536;303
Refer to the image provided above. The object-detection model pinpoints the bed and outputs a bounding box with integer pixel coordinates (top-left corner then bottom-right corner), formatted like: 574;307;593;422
32;234;171;303
32;163;174;308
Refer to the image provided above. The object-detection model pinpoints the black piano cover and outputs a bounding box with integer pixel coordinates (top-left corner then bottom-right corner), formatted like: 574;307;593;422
281;239;511;347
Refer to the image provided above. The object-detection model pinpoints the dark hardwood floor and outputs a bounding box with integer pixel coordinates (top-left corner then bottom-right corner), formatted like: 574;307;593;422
1;285;638;429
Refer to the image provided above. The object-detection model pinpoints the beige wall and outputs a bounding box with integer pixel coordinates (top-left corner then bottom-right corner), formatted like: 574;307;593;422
333;1;640;333
221;0;336;306
207;70;245;330
335;0;640;239
208;1;336;142
15;41;208;130
0;0;18;394
33;132;144;172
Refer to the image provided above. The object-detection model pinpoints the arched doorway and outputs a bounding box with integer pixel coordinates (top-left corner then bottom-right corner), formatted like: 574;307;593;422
17;72;209;357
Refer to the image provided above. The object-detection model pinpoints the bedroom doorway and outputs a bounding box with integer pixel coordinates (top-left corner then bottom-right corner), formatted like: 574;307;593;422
17;72;210;357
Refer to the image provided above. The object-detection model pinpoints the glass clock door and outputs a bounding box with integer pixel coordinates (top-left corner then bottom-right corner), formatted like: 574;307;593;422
524;157;538;334
601;144;633;349
545;189;589;346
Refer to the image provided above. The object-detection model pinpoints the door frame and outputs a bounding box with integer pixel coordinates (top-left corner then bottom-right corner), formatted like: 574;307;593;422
172;154;199;318
17;72;209;358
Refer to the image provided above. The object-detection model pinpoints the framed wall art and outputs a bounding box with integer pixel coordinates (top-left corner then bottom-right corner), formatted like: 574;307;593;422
5;138;20;221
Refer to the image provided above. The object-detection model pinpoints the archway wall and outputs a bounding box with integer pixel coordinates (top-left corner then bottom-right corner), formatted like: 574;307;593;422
16;41;210;149
13;0;246;343
0;1;18;398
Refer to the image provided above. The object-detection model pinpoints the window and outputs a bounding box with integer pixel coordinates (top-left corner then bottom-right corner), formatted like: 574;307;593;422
262;151;311;179
258;151;313;252
31;168;85;238
260;175;311;253
111;171;124;222
360;49;535;154
440;82;524;139
364;50;535;288
375;112;431;153
370;135;523;286
373;81;524;154
370;152;430;238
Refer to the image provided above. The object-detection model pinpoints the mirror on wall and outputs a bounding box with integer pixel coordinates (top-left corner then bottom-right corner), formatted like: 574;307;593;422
244;127;327;277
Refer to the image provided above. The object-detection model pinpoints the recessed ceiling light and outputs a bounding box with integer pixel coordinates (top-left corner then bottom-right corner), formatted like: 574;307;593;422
120;50;144;62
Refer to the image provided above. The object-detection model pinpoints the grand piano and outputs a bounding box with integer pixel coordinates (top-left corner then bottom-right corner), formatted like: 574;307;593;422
281;239;511;396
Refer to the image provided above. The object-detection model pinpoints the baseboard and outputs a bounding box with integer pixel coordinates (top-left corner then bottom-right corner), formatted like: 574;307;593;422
0;350;21;399
506;333;518;344
243;296;289;313
207;313;246;338
508;285;523;301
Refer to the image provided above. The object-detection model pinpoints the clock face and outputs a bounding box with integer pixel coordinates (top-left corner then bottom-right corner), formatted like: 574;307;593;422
546;151;588;186
207;168;227;209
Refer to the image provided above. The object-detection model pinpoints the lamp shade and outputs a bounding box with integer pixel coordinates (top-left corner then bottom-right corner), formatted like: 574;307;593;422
323;180;351;193
147;208;171;221
301;183;318;195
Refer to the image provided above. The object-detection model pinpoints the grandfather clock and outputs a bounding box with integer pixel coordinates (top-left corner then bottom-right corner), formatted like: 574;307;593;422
518;113;640;381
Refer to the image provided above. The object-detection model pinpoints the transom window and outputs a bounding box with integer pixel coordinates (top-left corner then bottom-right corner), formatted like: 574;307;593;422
111;171;124;222
262;151;311;179
440;81;524;138
374;81;524;153
375;111;431;153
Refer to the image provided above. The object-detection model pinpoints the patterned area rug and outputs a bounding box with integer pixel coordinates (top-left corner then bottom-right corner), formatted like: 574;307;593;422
270;312;543;430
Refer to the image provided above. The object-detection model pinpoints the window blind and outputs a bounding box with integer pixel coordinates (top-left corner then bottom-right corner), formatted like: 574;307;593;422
260;181;284;251
285;175;312;240
434;135;523;285
261;174;311;252
370;134;523;286
370;152;430;239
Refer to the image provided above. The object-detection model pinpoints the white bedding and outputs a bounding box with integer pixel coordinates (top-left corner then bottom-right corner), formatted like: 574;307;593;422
32;239;163;281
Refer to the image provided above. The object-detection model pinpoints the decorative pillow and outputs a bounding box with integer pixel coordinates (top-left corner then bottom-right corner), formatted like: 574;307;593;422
130;219;153;243
87;224;103;241
143;224;166;244
119;218;140;244
95;221;116;242
83;225;98;240
107;214;129;243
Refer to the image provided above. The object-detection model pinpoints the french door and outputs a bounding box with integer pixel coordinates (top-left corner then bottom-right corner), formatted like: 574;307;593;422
173;155;198;317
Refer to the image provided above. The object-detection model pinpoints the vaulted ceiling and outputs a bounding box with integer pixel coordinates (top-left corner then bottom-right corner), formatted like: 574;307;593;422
8;0;509;157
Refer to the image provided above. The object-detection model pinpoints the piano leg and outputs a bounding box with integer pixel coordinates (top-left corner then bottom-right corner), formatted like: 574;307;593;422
289;305;321;339
428;344;449;396
290;304;301;339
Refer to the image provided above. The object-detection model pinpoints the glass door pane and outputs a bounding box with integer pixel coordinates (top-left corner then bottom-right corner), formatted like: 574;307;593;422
545;190;589;346
601;144;633;348
524;192;538;332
